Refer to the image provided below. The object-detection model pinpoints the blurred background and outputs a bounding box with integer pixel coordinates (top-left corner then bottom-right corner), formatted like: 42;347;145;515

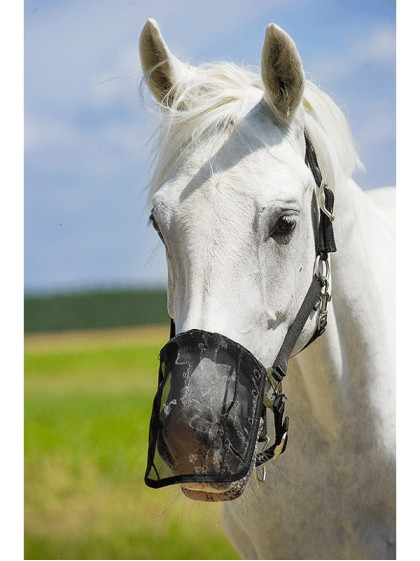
24;1;395;559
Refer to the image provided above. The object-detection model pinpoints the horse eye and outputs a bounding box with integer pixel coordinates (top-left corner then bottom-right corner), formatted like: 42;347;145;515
149;213;164;241
149;213;159;231
271;215;297;236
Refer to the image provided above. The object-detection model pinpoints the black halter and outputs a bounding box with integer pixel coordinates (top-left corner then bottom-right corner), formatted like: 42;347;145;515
165;132;336;472
254;133;336;468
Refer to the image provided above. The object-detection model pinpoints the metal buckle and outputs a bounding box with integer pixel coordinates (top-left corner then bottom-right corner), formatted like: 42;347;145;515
313;255;332;331
273;431;288;459
317;282;331;331
264;367;283;411
254;436;270;483
317;180;335;222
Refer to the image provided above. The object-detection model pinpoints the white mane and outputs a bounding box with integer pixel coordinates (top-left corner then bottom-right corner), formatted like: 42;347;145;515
145;61;361;197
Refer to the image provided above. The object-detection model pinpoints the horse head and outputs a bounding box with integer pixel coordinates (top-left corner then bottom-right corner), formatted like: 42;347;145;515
140;20;332;502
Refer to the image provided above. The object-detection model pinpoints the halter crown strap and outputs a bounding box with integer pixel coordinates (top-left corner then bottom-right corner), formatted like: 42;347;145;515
305;132;336;256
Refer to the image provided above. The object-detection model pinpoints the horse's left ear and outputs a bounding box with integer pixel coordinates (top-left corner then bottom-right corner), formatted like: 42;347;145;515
261;24;305;118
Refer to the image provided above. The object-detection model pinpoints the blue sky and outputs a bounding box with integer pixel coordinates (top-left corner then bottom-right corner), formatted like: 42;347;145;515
24;0;396;293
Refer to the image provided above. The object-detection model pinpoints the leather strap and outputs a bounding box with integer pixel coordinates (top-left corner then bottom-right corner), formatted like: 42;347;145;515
270;135;335;380
319;187;336;256
255;134;337;465
305;132;336;256
271;275;325;381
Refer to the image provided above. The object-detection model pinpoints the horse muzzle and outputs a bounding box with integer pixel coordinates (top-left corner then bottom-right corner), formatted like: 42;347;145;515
144;329;267;499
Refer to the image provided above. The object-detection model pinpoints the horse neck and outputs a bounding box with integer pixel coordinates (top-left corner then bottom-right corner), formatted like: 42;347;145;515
289;177;395;457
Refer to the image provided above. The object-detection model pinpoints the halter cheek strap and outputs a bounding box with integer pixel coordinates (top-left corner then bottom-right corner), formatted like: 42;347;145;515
274;132;336;375
255;133;336;468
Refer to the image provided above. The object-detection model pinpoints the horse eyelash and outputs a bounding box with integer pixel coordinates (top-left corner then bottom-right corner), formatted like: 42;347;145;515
149;211;159;230
149;211;166;243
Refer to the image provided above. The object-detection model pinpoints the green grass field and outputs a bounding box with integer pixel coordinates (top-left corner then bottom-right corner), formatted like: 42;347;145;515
24;326;240;560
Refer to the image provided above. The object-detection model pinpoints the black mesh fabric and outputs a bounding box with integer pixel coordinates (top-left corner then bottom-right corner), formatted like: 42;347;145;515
145;330;267;488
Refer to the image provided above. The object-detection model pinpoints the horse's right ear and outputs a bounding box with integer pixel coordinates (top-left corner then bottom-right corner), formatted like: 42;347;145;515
261;24;305;118
139;19;189;105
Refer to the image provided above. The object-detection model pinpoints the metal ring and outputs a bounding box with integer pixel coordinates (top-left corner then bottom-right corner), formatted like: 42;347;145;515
313;255;330;281
255;465;266;483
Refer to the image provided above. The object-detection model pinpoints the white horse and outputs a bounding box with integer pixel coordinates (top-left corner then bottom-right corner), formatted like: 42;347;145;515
140;19;395;560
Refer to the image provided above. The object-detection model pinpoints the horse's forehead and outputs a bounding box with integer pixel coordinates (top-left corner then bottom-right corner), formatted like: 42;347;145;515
154;133;310;215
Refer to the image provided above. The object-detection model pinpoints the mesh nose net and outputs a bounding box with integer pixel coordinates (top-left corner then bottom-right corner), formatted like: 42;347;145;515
145;330;267;488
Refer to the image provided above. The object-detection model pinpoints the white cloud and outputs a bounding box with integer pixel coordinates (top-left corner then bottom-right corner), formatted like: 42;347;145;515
360;25;396;65
308;23;395;81
358;102;395;148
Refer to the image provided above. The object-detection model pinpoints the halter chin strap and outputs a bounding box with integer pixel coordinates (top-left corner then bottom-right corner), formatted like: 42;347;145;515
167;132;336;472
